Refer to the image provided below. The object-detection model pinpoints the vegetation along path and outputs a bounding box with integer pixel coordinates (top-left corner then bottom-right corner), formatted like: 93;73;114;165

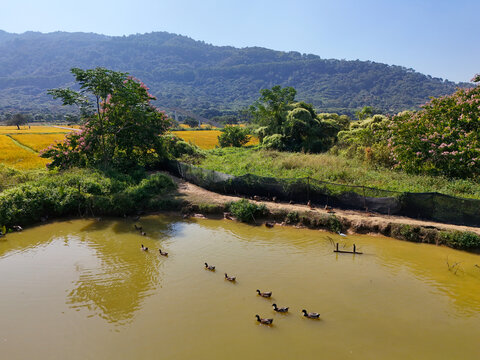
170;173;480;237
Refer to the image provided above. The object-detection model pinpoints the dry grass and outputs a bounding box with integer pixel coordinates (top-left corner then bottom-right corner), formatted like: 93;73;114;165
172;130;259;149
0;135;48;169
10;133;67;152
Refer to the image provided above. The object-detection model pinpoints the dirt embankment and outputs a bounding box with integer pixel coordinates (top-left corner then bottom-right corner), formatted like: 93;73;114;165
168;173;480;251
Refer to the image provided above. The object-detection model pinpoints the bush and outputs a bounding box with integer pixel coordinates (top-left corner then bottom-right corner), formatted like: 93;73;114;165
0;169;176;228
218;126;250;147
228;199;268;222
285;211;299;224
389;77;480;178
439;231;480;249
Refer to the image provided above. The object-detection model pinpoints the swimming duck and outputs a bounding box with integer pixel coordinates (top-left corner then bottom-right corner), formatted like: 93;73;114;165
141;244;148;252
224;273;236;281
264;221;274;228
272;304;289;312
255;315;273;325
256;289;272;298
205;263;215;271
302;309;320;319
159;249;168;257
141;231;147;236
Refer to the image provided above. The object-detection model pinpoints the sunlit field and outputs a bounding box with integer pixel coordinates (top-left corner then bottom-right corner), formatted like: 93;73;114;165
10;133;67;152
172;130;258;149
0;135;49;169
0;125;72;134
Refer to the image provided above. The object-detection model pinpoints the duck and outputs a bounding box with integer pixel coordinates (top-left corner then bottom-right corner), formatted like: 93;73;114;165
264;221;274;228
272;303;289;312
255;315;273;325
302;309;320;319
205;263;215;271
141;231;147;236
256;289;272;298
134;224;143;231
224;273;236;281
159;249;168;257
141;244;148;252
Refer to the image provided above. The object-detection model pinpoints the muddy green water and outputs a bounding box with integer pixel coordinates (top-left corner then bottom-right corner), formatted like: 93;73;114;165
1;216;479;360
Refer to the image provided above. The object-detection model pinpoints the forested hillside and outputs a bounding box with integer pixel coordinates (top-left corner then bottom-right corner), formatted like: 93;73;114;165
0;30;469;118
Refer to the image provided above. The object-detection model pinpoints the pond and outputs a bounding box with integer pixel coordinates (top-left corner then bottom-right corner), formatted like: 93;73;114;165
1;216;479;359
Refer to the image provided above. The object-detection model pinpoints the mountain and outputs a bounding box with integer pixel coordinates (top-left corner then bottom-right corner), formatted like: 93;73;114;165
0;30;470;118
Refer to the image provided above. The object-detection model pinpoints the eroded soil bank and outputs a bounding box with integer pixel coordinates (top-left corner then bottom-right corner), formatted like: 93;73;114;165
171;174;480;251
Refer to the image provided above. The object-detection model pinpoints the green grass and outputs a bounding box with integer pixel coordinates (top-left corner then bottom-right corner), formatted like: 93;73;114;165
195;147;480;199
0;166;178;228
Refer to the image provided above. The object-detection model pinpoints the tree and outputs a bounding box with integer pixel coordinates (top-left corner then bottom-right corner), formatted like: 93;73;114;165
218;126;250;147
7;113;29;129
249;85;296;137
389;76;480;178
249;86;348;153
42;67;171;171
184;116;199;128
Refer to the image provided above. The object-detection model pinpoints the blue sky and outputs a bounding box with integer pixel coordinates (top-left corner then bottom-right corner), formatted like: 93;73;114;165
1;0;478;82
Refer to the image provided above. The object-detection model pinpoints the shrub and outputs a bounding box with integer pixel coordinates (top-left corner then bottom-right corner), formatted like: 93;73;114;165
285;211;299;224
389;76;480;178
439;231;480;249
0;169;176;228
218;126;250;147
228;199;268;222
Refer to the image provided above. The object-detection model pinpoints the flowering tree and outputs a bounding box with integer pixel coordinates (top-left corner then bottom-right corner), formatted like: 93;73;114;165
41;68;171;170
389;74;480;178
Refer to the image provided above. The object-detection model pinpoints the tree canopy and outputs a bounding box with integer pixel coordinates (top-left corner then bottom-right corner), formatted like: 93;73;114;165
250;86;350;152
41;68;171;171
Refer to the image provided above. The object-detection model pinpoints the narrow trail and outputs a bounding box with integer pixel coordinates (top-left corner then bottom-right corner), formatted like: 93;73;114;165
169;173;480;235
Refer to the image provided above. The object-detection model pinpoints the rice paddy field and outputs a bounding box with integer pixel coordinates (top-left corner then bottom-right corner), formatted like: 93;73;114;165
0;125;76;134
0;135;49;169
172;130;258;149
0;126;257;169
0;125;71;169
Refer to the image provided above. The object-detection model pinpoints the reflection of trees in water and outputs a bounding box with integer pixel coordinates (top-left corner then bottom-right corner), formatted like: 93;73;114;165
67;218;177;325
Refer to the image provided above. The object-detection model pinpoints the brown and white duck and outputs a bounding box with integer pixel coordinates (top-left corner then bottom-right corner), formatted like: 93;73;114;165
224;273;236;281
302;309;320;319
255;315;273;325
205;263;215;271
272;303;289;312
256;289;272;298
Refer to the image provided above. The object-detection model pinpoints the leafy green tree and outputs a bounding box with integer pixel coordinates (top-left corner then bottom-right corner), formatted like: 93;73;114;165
250;85;296;138
389;76;480;178
355;106;374;120
218;126;250;147
7;113;29;129
184;116;199;128
42;67;171;171
250;86;349;153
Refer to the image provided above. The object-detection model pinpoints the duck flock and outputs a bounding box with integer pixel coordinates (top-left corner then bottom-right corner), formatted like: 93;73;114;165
134;222;321;326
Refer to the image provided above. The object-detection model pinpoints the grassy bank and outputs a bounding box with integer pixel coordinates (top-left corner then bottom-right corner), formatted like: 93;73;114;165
0;166;179;229
195;148;480;199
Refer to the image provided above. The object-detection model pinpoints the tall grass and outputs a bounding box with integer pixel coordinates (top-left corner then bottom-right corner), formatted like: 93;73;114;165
197;148;480;199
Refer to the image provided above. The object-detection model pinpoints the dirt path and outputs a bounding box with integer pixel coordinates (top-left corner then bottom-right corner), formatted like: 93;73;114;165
170;174;480;235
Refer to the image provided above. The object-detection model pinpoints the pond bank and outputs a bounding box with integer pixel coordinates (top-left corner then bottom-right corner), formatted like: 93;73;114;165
170;173;480;252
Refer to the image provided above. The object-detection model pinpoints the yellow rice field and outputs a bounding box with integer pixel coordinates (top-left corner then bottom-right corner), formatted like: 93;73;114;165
172;130;258;149
0;135;49;170
0;125;72;134
10;134;67;152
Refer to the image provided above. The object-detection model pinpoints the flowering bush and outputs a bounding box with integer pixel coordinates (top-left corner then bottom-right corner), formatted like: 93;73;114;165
42;68;171;171
389;75;480;178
